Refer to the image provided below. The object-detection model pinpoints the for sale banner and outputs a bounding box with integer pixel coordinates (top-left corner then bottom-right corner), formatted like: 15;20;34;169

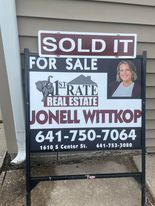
26;53;142;152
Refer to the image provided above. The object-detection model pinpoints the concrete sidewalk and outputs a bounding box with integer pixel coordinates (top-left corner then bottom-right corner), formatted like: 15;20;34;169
134;154;155;204
0;123;7;171
0;121;155;206
0;154;140;206
0;153;155;206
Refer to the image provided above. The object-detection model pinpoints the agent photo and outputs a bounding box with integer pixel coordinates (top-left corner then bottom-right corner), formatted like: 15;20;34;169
109;60;141;98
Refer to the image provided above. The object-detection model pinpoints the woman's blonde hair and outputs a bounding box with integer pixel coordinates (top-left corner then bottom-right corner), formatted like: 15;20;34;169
116;60;137;82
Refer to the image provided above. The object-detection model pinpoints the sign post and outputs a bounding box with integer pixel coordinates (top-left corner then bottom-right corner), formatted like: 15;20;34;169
25;31;146;206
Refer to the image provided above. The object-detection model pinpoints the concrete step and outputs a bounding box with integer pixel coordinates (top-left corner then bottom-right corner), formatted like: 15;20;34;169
0;156;142;206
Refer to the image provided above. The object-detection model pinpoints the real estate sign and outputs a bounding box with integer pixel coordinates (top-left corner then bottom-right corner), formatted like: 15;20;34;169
25;31;143;152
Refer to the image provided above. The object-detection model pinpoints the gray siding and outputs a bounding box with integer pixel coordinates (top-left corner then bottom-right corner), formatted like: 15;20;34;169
16;0;155;151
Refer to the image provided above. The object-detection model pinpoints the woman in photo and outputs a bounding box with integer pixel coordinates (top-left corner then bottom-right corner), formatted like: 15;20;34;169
110;60;141;98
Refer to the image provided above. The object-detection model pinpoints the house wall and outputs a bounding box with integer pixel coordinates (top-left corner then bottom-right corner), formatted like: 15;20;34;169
15;0;155;152
0;31;17;153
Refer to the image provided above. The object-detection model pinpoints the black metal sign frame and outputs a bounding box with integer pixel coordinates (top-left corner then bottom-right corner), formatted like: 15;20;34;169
24;49;146;206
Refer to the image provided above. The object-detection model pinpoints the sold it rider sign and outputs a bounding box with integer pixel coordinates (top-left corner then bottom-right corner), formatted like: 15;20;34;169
38;31;137;58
